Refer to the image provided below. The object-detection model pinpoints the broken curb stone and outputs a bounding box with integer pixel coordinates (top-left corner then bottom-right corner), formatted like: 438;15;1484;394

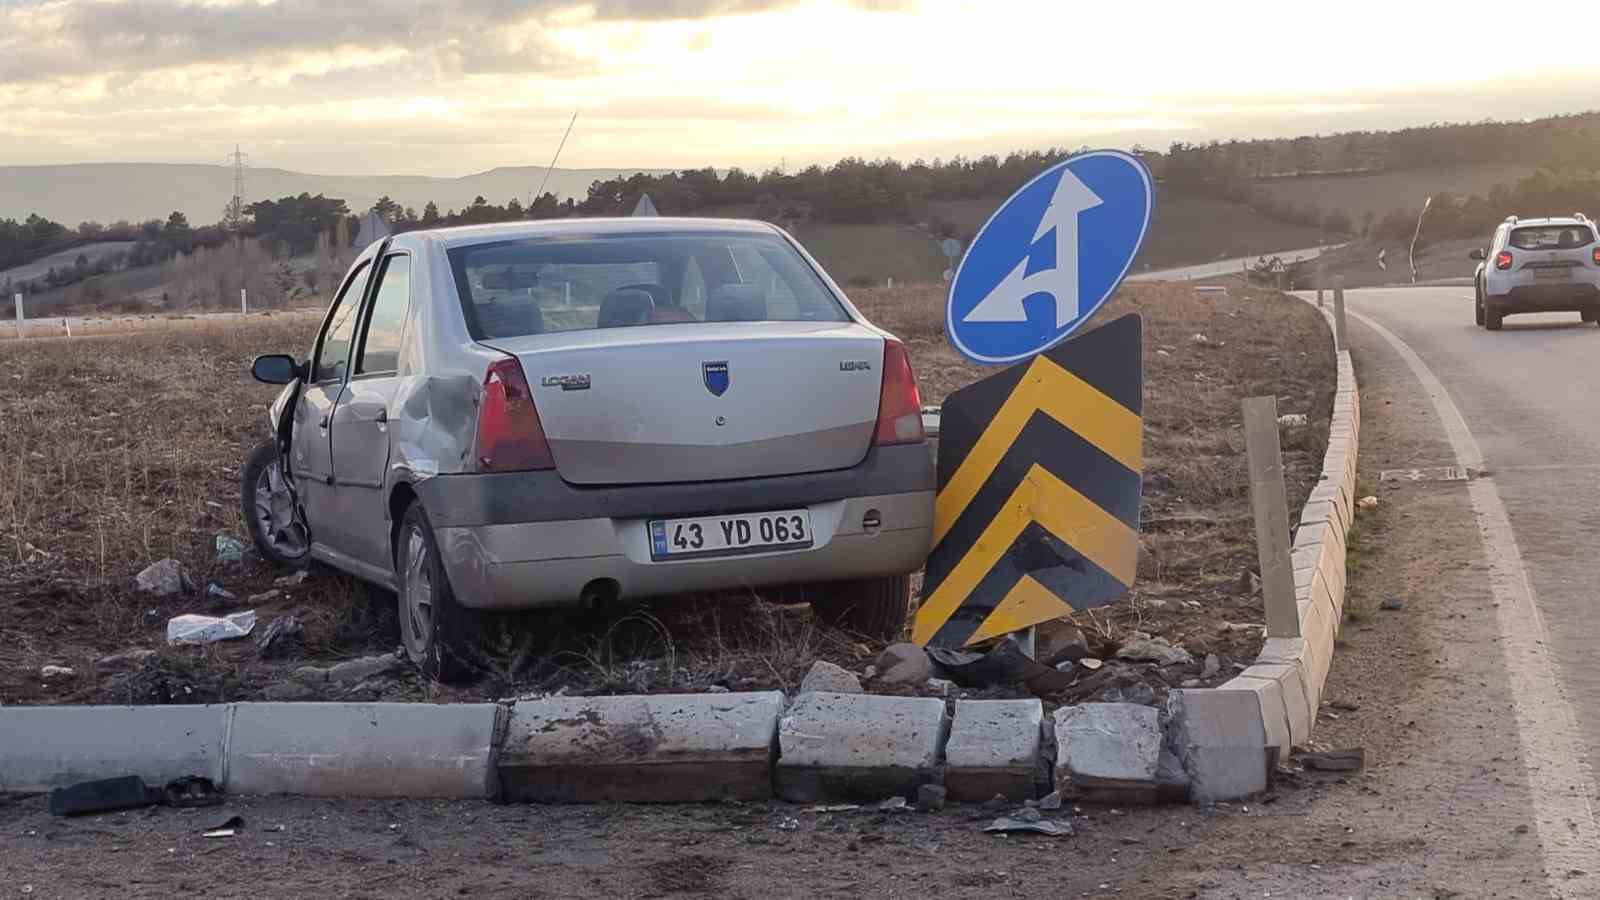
1055;703;1163;804
945;699;1044;802
136;559;190;597
799;660;862;695
874;642;936;686
776;692;947;803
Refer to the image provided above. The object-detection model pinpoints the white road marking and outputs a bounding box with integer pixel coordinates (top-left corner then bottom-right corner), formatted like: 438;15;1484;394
1346;306;1600;897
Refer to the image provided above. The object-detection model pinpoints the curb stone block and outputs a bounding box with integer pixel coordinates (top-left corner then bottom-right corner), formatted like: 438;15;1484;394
225;702;501;798
1169;689;1269;802
498;692;783;803
944;699;1044;802
1220;673;1291;762
0;705;227;793
776;692;947;803
1054;703;1161;803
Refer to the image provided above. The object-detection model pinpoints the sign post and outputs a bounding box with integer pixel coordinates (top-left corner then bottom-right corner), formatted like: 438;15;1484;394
241;288;248;314
12;292;22;338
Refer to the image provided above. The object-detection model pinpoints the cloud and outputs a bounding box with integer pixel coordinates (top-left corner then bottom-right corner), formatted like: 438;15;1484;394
0;0;801;84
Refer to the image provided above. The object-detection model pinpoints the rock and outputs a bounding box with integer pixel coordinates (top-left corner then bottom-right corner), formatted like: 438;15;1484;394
799;660;862;695
1300;748;1365;772
247;589;282;605
925;677;955;696
214;534;246;564
1036;621;1091;665
256;615;304;659
1012;807;1042;823
135;559;190;597
97;649;156;671
274;570;310;588
1191;333;1211;345
916;784;947;812
40;665;75;679
1079;657;1103;671
706;685;730;694
1358;496;1379;510
1380;596;1405;611
1277;413;1308;428
292;665;329;683
862;666;877;680
1038;790;1062;810
983;816;1070;837
1100;682;1158;706
980;793;1009;812
1202;653;1221;679
878;796;908;811
1180;679;1202;688
262;680;321;702
326;653;405;685
1116;635;1193;667
874;643;935;687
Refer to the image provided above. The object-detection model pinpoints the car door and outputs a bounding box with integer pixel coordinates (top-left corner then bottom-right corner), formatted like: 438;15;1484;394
327;250;413;572
293;258;373;551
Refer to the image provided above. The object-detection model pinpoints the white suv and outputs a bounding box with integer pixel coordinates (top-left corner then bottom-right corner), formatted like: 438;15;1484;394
1473;215;1600;331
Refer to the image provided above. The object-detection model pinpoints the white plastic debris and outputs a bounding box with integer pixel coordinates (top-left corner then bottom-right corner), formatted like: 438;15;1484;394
1358;496;1379;510
167;610;257;645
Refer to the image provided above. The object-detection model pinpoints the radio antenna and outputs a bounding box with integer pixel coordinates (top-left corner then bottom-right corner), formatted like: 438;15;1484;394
531;111;579;209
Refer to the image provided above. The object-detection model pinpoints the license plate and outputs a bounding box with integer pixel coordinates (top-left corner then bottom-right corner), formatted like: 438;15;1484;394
650;509;813;560
1534;267;1572;281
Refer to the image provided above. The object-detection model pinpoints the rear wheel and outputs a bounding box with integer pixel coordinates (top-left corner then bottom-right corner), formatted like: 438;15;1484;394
1474;286;1485;326
1582;307;1597;324
1485;301;1504;332
396;501;479;683
241;438;309;568
810;574;912;642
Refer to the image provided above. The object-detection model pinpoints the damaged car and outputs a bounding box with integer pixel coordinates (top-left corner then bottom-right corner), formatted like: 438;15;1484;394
243;218;936;680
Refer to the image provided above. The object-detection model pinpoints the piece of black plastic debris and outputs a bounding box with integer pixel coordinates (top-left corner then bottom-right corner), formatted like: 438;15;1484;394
161;776;224;808
48;775;157;817
1300;749;1365;772
201;814;244;833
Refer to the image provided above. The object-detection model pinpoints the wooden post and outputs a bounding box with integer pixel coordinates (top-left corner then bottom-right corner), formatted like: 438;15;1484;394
1333;283;1348;351
1243;396;1299;639
240;288;248;315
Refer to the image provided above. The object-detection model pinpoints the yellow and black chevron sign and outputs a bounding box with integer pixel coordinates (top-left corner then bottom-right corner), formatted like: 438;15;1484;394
913;313;1143;648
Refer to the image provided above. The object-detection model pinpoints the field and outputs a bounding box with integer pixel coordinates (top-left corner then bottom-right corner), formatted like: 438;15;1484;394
1253;163;1535;227
0;241;138;287
0;281;1333;707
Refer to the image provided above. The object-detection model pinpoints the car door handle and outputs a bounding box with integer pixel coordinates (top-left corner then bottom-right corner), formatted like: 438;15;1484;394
318;415;330;429
374;409;388;425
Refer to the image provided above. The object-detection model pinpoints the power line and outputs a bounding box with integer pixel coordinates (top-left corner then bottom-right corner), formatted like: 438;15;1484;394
531;112;578;209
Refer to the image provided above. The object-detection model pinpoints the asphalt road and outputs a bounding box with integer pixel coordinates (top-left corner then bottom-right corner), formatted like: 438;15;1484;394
1128;243;1342;282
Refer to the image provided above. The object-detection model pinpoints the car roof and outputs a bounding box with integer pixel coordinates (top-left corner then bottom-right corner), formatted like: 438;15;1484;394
422;217;780;249
1509;217;1590;228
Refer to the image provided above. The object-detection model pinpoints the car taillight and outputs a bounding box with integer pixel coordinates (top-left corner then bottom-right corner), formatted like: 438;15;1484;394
873;340;925;446
475;356;555;472
1592;247;1600;266
1495;251;1514;271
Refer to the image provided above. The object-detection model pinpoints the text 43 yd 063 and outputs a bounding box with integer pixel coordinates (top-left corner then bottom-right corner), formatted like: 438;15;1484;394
243;218;935;681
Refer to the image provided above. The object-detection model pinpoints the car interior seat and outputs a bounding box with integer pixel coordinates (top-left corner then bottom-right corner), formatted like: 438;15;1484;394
706;284;767;322
597;288;655;328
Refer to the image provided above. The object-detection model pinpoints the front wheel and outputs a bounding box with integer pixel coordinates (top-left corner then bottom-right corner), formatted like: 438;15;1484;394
810;574;912;642
396;501;479;683
241;438;310;568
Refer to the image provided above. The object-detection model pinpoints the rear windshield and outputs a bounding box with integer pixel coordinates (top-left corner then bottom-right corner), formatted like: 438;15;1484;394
1509;225;1596;250
446;231;849;340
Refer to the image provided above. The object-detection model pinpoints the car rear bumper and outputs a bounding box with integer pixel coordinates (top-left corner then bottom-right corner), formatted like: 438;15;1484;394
1490;282;1600;311
416;443;937;609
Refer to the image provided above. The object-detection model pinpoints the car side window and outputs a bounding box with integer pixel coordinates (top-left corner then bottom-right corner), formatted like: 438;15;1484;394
356;254;411;376
313;261;371;384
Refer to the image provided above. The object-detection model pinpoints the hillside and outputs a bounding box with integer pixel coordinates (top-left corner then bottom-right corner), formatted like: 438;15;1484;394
1251;163;1537;227
0;163;670;228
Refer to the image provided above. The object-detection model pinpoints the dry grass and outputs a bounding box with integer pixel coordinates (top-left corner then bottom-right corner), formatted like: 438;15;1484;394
0;279;1334;704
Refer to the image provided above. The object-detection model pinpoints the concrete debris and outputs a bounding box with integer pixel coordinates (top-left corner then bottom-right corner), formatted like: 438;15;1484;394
274;570;311;588
925;677;955;696
798;660;862;695
247;589;282;605
1357;495;1379;509
167;610;257;645
1380;595;1405;611
916;784;947;812
1300;748;1365;772
706;685;730;693
40;665;75;679
326;652;405;685
1202;653;1221;679
1055;703;1162;799
1115;634;1194;667
1038;790;1063;810
874;642;936;686
878;796;908;811
135;559;190;597
214;534;246;564
255;615;304;659
1277;413;1308;428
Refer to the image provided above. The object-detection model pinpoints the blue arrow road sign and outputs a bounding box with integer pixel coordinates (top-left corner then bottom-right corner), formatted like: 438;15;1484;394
946;150;1153;364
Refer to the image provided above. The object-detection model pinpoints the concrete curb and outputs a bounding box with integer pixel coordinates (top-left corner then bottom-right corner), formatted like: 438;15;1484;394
1170;298;1360;799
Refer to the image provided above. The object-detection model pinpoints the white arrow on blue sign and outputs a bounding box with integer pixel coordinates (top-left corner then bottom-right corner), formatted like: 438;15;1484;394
946;149;1154;364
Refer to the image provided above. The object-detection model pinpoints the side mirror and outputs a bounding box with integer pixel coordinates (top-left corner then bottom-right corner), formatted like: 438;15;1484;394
252;353;302;385
1468;248;1487;261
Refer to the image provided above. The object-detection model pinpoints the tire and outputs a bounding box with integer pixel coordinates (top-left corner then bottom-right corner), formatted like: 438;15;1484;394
810;574;912;642
395;500;479;682
241;438;310;568
1486;310;1503;331
1475;288;1485;326
1582;307;1597;324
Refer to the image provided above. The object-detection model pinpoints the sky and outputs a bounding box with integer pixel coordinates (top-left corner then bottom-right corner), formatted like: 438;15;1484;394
4;0;1600;176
